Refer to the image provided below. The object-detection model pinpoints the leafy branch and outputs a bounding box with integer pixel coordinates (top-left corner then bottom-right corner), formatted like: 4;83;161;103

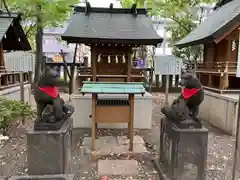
0;98;35;135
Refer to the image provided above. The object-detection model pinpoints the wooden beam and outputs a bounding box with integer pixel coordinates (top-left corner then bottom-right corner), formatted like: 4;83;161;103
91;46;97;81
128;94;134;151
91;94;97;152
127;51;131;82
215;23;240;44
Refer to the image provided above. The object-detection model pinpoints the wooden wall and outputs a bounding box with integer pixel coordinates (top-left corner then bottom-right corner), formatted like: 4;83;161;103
203;42;215;66
94;46;131;76
215;39;228;63
204;29;239;64
226;29;239;62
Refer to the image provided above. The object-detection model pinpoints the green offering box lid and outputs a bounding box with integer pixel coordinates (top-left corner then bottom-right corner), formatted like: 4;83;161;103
80;81;146;94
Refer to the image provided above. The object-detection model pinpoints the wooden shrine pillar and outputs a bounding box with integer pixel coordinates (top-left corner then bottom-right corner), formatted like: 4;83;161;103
91;46;97;81
127;51;132;82
0;43;5;70
221;39;231;89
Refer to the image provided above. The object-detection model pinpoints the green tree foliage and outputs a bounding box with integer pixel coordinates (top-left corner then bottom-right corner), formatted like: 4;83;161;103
121;0;217;60
7;0;79;50
0;98;35;135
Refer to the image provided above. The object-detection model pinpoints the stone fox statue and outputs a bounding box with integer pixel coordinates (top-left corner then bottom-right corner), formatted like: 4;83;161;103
161;72;204;122
33;67;74;130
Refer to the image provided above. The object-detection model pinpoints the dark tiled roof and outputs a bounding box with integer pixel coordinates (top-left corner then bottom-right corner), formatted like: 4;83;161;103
61;4;163;46
175;0;240;48
0;11;31;50
0;11;19;41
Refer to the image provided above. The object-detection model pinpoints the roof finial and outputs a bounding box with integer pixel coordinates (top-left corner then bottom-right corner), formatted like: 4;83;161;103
131;4;137;17
85;1;91;15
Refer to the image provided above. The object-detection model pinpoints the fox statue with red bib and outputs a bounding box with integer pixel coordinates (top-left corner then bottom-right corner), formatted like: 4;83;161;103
33;67;74;131
161;72;204;127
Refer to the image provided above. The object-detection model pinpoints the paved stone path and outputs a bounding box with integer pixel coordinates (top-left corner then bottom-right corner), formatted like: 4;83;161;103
98;160;139;176
81;135;150;179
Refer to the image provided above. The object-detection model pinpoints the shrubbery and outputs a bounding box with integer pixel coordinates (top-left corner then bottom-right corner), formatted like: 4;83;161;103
0;98;35;135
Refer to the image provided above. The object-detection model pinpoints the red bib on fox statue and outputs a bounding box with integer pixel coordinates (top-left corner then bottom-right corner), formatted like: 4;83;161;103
39;86;59;98
182;88;201;100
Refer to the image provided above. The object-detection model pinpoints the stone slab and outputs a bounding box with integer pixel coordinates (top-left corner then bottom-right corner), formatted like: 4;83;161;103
8;174;74;180
117;135;145;145
98;160;139;176
27;118;73;175
82;136;147;155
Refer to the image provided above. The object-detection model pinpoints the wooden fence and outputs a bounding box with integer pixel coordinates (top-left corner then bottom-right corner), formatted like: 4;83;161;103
0;51;34;89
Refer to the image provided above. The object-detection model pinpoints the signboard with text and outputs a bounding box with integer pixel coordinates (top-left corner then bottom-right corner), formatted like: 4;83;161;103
154;55;183;75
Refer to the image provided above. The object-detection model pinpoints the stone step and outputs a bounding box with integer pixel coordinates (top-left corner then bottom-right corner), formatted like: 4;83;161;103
100;175;156;180
98;160;139;176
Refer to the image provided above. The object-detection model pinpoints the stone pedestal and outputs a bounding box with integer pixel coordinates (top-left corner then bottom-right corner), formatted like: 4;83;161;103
27;118;73;175
154;117;208;180
9;174;74;180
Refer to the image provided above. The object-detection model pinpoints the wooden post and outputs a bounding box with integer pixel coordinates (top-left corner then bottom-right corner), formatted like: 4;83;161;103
208;74;212;86
91;46;97;81
128;94;134;151
169;75;173;89
3;74;8;86
92;93;97;151
155;74;160;88
127;51;132;82
64;69;67;85
175;75;179;87
70;44;78;94
0;43;5;70
165;75;169;105
20;71;25;123
28;71;33;105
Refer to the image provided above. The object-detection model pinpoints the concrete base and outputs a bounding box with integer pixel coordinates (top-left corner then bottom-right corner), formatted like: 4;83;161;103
199;91;238;135
71;92;152;129
27;118;73;175
9;174;74;180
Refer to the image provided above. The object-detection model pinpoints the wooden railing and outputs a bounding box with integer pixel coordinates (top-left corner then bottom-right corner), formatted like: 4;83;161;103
78;66;91;75
196;61;237;74
0;71;32;90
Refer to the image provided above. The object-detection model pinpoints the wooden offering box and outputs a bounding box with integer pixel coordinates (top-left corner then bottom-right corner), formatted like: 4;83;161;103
80;81;145;152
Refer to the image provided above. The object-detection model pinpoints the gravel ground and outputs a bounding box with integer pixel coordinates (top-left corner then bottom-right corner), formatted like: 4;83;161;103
0;93;236;180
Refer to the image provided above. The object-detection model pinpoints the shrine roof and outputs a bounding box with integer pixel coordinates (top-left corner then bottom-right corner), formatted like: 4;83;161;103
175;0;240;48
61;3;163;46
0;11;31;50
80;82;146;94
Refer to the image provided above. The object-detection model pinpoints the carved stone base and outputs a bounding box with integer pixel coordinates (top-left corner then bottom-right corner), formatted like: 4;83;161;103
27;118;73;175
174;118;202;129
34;118;67;131
9;174;74;180
153;117;208;180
